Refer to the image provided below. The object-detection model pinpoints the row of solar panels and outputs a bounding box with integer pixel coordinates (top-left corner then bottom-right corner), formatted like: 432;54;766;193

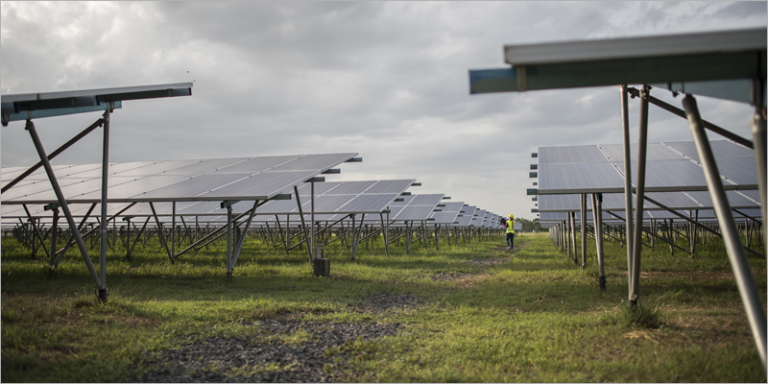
530;140;761;228
1;153;507;229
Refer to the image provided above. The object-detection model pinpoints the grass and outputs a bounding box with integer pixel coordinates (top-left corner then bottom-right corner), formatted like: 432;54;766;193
1;230;766;382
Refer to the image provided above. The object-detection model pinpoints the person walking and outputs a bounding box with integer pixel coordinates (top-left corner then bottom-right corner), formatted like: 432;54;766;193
505;214;515;250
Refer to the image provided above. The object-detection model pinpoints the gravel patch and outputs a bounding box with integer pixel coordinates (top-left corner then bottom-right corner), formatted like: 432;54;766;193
349;293;426;314
464;257;510;266
135;315;400;383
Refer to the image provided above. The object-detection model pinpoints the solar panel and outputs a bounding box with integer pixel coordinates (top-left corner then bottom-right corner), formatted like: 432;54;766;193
1;153;358;205
537;140;758;194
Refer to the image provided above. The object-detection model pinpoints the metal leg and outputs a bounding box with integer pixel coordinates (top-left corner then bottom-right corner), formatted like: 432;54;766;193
570;212;577;264
751;108;767;258
683;94;766;370
380;212;389;256
593;193;606;290
231;200;259;274
352;213;366;261
149;202;174;263
293;185;312;262
23;204;51;260
2;118;105;194
25;120;101;289
226;205;233;278
49;206;59;267
629;85;650;307
171;202;176;260
621;84;635;290
311;181;315;262
580;193;587;269
98;109;110;303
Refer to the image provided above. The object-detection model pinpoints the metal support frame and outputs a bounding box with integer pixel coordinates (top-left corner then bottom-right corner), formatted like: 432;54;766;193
171;202;176;261
592;193;606;290
621;84;635;294
629;85;650;308
149;202;174;263
751;108;767;258
381;212;389;256
351;213;367;261
626;86;754;149
570;211;577;263
22;204;52;260
98;108;111;303
226;204;233;278
293;185;312;262
25;119;102;290
580;193;587;269
2;118;106;194
310;181;316;262
127;217;151;258
49;206;59;267
229;200;259;276
683;94;766;369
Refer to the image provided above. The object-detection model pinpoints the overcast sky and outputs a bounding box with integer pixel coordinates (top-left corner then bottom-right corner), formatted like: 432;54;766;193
2;1;765;221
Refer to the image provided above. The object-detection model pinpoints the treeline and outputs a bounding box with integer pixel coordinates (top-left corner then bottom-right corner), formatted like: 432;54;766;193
517;217;543;232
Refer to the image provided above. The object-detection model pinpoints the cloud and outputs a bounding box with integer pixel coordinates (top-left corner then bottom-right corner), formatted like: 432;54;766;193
2;1;764;221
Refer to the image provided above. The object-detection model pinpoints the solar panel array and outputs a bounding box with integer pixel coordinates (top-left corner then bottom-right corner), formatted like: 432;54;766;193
428;201;464;224
534;139;761;227
537;140;757;194
2;153;356;205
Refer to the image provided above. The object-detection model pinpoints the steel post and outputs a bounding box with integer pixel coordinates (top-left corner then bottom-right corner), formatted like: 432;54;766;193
751;109;767;257
310;181;316;262
293;185;313;262
570;212;577;264
231;200;259;273
593;193;606;290
629;85;650;307
226;205;233;278
98;109;110;303
621;84;635;288
580;193;587;269
25;120;101;289
49;206;59;267
171;202;176;260
684;94;766;370
149;202;174;263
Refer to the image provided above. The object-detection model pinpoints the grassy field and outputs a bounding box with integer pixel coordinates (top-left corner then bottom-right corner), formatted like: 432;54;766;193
1;230;766;382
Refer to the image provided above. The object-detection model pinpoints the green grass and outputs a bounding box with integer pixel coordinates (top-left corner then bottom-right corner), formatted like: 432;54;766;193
1;230;765;382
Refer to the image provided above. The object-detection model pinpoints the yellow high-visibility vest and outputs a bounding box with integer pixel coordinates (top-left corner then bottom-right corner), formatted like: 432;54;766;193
506;219;515;234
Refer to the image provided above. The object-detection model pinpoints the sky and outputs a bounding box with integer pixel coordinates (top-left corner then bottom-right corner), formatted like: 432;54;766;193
1;1;766;221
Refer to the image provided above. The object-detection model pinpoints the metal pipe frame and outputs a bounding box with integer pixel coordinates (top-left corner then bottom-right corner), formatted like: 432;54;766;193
127;217;151;259
592;193;606;290
626;86;754;149
570;211;577;264
230;200;259;275
22;204;52;260
53;203;96;266
683;94;766;370
49;206;60;267
311;181;315;262
2;118;106;194
751;107;767;258
149;202;174;263
25;119;102;290
621;84;635;290
98;108;110;303
580;193;587;269
226;205;233;277
351;213;366;261
629;85;650;308
293;185;313;262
